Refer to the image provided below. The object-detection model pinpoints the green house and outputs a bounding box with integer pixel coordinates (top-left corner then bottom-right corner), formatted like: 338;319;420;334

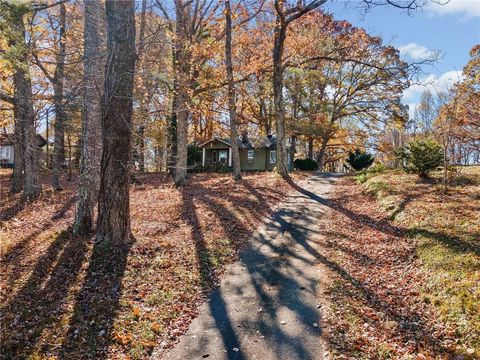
199;135;291;171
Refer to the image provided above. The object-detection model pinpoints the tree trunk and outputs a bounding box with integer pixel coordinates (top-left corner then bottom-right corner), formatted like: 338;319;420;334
137;125;145;172
290;134;296;169
11;13;41;199
96;0;136;245
12;108;24;193
173;0;191;186
168;90;178;176
307;136;313;159
273;17;289;178
317;136;329;172
52;3;67;190
224;0;241;181
74;0;104;235
135;0;147;174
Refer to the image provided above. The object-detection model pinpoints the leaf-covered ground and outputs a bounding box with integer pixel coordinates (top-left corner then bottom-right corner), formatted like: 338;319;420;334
0;170;306;359
316;167;479;360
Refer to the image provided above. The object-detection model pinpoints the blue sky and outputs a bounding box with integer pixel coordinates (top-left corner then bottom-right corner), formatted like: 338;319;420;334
324;0;480;118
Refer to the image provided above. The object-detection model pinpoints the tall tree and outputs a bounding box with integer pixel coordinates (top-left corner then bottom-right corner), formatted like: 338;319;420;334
32;3;67;190
272;0;326;178
96;0;136;245
73;0;104;235
2;2;42;198
52;3;66;189
172;0;191;186
224;0;241;181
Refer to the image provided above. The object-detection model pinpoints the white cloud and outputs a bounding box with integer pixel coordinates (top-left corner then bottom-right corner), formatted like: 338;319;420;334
402;70;464;101
407;103;419;120
425;0;480;18
398;43;434;60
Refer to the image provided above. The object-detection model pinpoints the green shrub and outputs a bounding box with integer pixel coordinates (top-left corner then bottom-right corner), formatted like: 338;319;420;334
370;163;386;174
396;138;443;178
365;181;389;198
346;149;375;171
187;144;202;167
356;173;369;184
294;158;319;171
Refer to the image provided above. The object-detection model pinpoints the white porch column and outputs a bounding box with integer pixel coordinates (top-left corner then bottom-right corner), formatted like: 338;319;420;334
202;148;206;167
228;148;232;167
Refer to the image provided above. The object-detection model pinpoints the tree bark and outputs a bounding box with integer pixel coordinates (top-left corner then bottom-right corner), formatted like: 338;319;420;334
137;125;145;172
307;136;313;159
96;0;136;245
12;106;25;193
224;0;241;181
173;0;191;186
74;0;105;235
317;134;330;172
273;14;289;178
11;12;41;199
52;3;67;190
290;134;296;168
135;0;147;174
168;89;178;176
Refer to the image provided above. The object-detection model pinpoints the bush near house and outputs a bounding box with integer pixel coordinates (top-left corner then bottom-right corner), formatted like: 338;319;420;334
346;148;375;171
294;158;319;171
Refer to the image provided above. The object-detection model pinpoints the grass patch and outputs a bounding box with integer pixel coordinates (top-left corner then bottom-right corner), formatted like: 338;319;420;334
366;166;480;357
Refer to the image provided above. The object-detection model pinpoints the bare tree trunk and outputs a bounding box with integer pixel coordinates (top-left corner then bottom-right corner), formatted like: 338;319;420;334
317;136;329;172
74;0;104;235
137;125;145;172
173;0;191;186
11;12;41;199
52;3;67;190
135;0;147;174
12;109;24;193
224;0;241;181
96;0;136;245
307;136;313;159
273;16;289;178
167;89;177;176
290;134;296;168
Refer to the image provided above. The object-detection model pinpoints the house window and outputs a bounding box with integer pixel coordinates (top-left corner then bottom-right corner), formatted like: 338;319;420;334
219;150;228;163
270;150;276;164
247;150;254;163
0;146;10;160
212;150;218;163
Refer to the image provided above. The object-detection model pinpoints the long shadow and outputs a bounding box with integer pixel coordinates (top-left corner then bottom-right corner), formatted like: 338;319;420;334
317;232;376;265
195;187;320;359
0;198;28;222
284;177;467;355
0;230;89;359
1;195;76;263
180;185;246;360
287;179;480;257
59;239;133;359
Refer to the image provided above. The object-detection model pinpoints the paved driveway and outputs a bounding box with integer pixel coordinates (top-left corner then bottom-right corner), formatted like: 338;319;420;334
155;173;339;360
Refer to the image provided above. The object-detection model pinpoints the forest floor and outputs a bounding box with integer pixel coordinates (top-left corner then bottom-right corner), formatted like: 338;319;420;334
1;166;478;360
0;169;307;359
317;166;479;360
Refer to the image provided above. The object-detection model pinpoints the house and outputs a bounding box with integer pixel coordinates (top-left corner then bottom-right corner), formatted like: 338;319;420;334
0;133;47;168
198;135;291;171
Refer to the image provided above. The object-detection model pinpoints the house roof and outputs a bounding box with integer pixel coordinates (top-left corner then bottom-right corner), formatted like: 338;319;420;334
0;133;47;147
199;136;277;150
